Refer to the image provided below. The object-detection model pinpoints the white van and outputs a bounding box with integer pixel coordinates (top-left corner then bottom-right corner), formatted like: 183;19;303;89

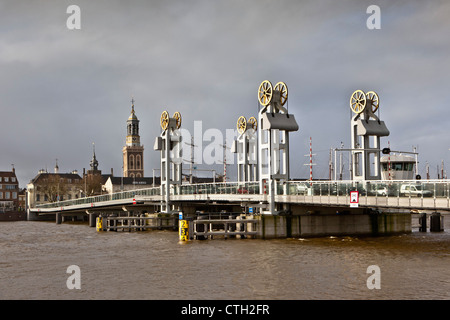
400;184;432;197
289;183;310;195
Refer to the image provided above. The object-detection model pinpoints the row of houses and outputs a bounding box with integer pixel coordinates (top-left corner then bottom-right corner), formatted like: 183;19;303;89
24;161;161;208
25;167;218;208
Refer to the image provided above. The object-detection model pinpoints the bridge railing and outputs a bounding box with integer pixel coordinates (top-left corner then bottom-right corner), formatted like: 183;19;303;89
177;182;260;195
285;180;450;199
34;179;449;209
35;186;161;209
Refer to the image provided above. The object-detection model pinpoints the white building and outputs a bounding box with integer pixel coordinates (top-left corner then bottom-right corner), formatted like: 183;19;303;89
380;154;416;180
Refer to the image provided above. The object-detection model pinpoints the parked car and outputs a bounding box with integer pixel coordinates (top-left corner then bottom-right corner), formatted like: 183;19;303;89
400;184;432;197
375;186;396;196
376;186;389;196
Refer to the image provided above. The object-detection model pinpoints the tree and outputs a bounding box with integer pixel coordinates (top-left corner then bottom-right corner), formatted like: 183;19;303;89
38;174;68;202
83;173;104;196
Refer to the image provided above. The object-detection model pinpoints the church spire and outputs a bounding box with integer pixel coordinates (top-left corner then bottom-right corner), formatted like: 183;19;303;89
126;97;140;146
90;142;99;171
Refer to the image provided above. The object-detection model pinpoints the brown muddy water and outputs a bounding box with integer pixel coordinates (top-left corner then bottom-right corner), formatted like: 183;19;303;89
0;219;449;300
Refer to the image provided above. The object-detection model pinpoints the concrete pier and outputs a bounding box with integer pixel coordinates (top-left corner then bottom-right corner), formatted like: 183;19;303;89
255;212;411;239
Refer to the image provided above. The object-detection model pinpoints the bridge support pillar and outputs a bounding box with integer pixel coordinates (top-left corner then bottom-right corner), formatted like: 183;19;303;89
419;212;427;232
88;212;98;227
430;212;444;232
56;212;62;224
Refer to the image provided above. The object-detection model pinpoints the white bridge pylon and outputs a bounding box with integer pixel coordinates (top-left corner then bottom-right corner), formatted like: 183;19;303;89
231;115;258;183
154;110;183;213
349;90;389;181
256;80;299;215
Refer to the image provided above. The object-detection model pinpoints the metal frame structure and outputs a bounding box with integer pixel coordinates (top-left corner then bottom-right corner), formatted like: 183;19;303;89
257;80;299;214
349;90;389;181
232;116;258;183
154;111;182;213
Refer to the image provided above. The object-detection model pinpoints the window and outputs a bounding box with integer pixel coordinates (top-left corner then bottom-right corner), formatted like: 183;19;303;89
5;192;10;199
0;177;2;182
4;177;8;182
6;185;16;190
0;192;2;199
36;194;40;202
11;177;16;182
12;192;17;199
136;155;141;169
129;155;134;169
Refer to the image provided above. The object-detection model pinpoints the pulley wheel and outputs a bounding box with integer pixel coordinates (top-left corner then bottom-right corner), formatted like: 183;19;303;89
274;82;288;106
350;89;366;114
237;116;247;134
258;80;273;106
366;91;379;113
160;111;169;131
173;111;182;129
248;116;257;131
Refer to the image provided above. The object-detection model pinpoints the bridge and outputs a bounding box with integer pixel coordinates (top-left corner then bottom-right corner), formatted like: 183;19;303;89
27;82;448;237
31;179;450;214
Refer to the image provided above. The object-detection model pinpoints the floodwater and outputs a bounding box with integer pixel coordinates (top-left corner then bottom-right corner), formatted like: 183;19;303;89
0;217;449;300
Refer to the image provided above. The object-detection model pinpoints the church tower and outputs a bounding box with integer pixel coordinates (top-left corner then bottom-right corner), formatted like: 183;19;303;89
122;98;144;178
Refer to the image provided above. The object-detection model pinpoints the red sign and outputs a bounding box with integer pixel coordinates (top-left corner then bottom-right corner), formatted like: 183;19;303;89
133;198;136;205
350;191;359;207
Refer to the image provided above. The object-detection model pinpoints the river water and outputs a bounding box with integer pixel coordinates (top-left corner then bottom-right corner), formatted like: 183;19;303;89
0;218;449;300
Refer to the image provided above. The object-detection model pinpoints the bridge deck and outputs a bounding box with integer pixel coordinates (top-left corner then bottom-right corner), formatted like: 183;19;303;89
30;180;450;213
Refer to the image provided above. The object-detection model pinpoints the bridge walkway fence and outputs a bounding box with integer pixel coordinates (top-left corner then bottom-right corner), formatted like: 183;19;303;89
33;180;450;211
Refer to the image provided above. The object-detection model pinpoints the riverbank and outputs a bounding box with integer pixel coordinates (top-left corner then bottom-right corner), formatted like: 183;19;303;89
0;211;27;221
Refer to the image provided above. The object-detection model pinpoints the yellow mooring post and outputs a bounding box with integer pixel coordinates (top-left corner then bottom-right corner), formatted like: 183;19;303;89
178;212;189;241
179;219;189;241
96;216;104;232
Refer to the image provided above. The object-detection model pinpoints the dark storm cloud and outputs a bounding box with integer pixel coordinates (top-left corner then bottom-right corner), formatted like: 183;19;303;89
1;0;449;185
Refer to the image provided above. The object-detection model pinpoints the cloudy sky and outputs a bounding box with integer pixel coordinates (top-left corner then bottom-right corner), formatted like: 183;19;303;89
1;0;449;187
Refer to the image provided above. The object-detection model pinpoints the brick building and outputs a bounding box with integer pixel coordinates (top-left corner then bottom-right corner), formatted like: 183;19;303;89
0;168;20;212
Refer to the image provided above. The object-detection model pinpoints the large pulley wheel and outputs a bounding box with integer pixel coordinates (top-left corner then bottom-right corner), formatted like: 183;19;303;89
258;80;273;106
173;111;182;129
237;116;247;134
160;111;169;131
365;91;379;113
274;82;288;106
350;89;366;114
248;116;257;131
